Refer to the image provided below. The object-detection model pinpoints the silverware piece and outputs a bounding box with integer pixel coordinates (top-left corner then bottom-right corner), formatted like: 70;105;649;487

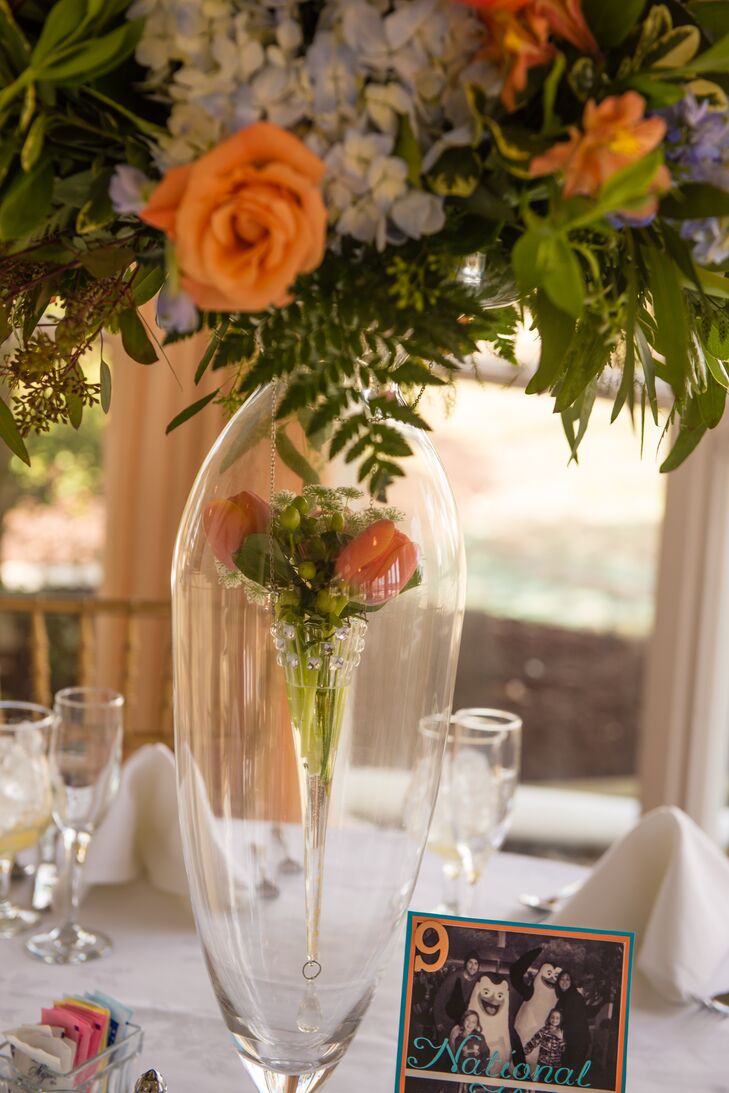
135;1068;168;1092
31;826;59;912
519;878;583;915
252;844;280;899
273;824;302;875
11;860;35;880
694;993;729;1017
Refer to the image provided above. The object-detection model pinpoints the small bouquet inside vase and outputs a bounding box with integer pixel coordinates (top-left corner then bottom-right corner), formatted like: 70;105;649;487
203;482;419;984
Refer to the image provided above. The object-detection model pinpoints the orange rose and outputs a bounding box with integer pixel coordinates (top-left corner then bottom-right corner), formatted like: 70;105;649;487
203;490;270;569
335;519;418;606
459;0;597;112
140;123;327;313
531;92;671;218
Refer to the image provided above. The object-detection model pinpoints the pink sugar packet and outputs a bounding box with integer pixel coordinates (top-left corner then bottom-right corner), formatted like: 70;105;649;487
57;1001;109;1060
40;1007;94;1068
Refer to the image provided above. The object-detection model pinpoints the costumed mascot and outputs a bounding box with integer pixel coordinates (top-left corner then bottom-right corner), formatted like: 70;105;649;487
512;947;562;1069
468;975;525;1076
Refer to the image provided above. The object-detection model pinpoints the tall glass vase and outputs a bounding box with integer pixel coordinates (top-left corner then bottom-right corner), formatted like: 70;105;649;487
172;383;465;1091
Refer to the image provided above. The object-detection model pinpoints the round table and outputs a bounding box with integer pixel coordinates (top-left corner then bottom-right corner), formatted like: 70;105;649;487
1;850;726;1090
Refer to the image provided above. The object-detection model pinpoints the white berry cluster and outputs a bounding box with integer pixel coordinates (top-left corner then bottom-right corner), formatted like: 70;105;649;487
129;0;498;250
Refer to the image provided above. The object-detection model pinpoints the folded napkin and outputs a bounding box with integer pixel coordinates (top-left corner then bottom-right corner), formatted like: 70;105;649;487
86;744;188;897
552;805;729;1004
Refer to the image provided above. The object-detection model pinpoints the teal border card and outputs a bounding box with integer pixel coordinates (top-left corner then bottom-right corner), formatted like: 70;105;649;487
394;912;634;1093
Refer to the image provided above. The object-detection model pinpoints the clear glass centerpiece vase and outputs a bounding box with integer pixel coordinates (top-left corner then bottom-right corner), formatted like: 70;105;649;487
172;383;465;1091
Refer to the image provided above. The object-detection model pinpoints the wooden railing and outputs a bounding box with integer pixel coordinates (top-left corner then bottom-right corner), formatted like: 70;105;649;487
0;594;172;753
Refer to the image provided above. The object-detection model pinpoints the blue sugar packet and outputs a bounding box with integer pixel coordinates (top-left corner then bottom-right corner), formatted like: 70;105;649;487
83;993;133;1047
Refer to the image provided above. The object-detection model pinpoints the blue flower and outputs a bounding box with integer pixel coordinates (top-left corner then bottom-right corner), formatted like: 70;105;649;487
662;94;729;190
680;218;729;266
156;284;200;334
109;165;151;214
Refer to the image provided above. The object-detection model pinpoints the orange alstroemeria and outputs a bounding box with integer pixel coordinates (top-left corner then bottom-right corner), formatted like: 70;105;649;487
335;519;418;607
530;92;671;219
203;490;270;570
459;0;597;112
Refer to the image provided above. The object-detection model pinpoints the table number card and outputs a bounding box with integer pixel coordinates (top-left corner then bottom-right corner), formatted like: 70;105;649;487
395;914;633;1093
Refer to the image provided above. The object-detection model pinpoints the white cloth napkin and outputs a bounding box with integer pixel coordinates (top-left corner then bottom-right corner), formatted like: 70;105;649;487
85;743;188;896
552;805;729;1003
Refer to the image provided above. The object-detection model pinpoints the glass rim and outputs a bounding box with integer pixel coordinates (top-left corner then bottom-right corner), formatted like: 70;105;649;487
450;707;522;737
0;700;54;730
54;687;124;710
418;708;522;744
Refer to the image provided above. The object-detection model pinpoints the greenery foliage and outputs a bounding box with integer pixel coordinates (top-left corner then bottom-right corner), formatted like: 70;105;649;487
0;0;729;488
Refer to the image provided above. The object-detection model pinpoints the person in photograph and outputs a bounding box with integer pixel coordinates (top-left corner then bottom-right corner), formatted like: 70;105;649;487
433;951;482;1039
555;969;596;1072
512;947;562;1068
449;1009;489;1066
524;1007;566;1068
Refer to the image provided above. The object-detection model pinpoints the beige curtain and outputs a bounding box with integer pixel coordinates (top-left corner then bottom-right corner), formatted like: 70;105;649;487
100;322;225;746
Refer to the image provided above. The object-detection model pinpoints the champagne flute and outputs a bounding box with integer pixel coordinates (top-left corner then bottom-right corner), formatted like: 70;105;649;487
0;702;55;938
26;687;123;964
427;707;522;916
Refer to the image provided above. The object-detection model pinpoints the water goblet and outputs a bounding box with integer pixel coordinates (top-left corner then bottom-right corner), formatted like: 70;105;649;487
0;702;55;938
26;687;123;964
427;707;522;916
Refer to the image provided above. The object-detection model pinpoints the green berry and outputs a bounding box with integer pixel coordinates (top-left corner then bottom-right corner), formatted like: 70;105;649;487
315;590;336;615
330;511;345;533
294;496;310;514
278;588;300;608
280;505;301;531
299;561;317;581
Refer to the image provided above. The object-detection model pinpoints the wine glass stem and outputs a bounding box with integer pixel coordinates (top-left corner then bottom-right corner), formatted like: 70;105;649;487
63;828;91;930
0;856;13;913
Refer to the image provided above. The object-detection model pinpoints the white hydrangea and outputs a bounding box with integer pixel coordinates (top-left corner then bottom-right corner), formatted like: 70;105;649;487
131;0;497;251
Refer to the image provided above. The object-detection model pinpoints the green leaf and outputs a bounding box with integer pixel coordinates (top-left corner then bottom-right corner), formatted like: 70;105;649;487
0;0;31;71
194;324;228;385
20;112;45;172
660;418;707;471
0;136;18;188
526;290;576;393
661;183;729;219
644;26;701;69
394;112;422;187
686;1;729;40
0;162;53;240
165;389;219;433
593;149;665;217
76;169;113;233
276;429;321;485
542;236;585;319
80;245;135;277
513;230;584;318
706;352;729;388
582;0;647;47
697;372;727;427
99;357;112;413
234;533;295;585
66;390;83;429
119;309;158;365
131;264;165;306
0;396;29;465
643;245;692;395
428;146;481;198
38;21;143;84
54;169;93;207
32;0;88;63
678;30;729;73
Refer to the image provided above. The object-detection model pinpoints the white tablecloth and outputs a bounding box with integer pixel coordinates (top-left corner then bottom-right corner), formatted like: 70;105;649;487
1;850;727;1090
